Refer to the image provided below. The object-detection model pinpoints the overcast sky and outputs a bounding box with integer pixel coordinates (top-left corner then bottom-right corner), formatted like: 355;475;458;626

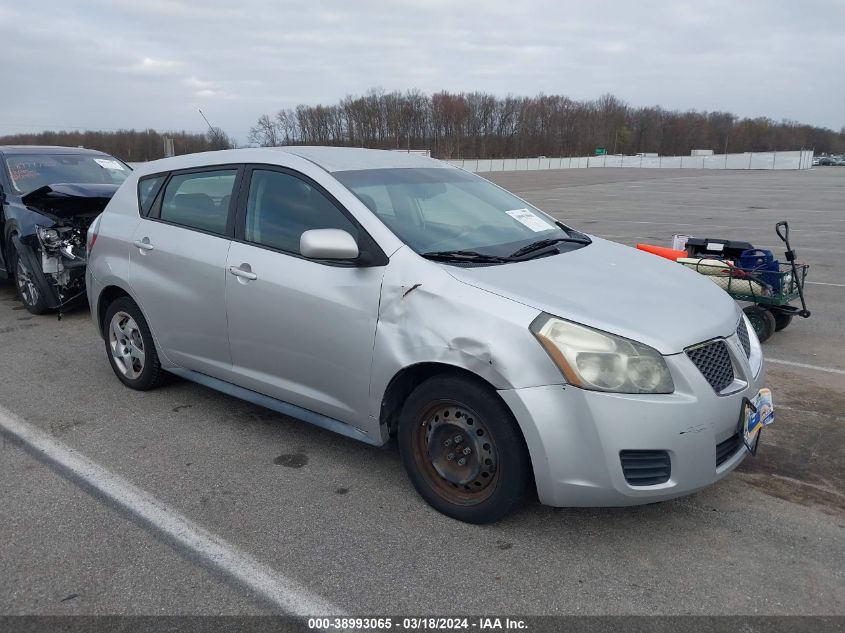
1;0;842;143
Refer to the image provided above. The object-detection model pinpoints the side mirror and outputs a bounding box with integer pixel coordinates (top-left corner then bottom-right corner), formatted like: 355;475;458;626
300;229;359;260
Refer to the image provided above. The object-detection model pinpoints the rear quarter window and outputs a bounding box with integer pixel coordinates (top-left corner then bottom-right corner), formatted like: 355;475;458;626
137;174;166;216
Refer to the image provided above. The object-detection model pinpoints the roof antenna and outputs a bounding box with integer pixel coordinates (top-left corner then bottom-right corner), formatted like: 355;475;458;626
198;108;215;132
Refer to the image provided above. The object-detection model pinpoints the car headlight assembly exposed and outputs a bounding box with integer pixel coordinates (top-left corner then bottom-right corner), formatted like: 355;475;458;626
530;313;674;394
36;225;62;250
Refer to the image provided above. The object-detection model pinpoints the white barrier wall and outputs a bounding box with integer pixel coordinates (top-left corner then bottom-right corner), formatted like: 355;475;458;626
447;150;814;172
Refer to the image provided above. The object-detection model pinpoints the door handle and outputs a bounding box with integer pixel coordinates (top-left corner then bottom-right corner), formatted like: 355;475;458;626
133;239;155;251
228;265;258;281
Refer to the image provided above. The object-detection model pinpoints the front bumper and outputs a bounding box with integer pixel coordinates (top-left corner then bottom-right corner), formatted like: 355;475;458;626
500;339;765;507
13;234;88;310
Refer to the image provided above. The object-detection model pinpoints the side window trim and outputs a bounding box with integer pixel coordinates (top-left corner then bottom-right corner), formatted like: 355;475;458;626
233;164;388;267
147;163;244;239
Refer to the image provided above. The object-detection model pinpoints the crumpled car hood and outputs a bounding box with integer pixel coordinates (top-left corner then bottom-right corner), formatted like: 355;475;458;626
21;183;119;219
444;237;739;354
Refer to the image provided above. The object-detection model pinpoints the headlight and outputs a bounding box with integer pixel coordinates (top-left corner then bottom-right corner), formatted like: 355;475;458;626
530;314;674;394
36;225;62;249
741;313;763;375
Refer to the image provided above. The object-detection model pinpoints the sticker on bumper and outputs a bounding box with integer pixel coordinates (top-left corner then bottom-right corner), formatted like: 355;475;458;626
740;388;774;454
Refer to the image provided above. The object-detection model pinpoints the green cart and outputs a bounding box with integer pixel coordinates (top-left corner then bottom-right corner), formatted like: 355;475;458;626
681;222;811;343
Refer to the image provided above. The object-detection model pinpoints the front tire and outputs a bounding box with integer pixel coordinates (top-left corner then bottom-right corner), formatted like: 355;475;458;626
103;297;166;390
398;375;531;524
10;244;50;315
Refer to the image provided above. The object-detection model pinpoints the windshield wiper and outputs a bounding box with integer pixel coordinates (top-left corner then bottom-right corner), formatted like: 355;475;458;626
421;250;513;264
508;235;591;259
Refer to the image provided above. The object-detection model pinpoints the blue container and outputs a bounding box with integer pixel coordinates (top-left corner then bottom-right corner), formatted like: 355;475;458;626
739;249;780;291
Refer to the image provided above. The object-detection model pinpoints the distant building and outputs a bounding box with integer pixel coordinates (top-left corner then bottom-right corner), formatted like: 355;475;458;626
392;149;431;157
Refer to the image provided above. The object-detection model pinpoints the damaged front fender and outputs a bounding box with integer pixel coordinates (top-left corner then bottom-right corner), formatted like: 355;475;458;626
369;247;565;435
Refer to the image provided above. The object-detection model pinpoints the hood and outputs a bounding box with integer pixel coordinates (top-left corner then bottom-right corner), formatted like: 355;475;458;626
445;237;739;355
21;183;119;219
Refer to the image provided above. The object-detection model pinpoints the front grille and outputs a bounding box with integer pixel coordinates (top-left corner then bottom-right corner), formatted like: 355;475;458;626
686;340;735;392
736;320;751;358
620;450;671;486
716;432;744;467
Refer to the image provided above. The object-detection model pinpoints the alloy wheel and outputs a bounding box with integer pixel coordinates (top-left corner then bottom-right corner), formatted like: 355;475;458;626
15;259;39;307
108;311;146;379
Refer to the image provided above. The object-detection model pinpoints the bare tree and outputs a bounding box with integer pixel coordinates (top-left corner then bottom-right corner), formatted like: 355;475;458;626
6;93;841;163
248;114;281;146
206;127;233;150
0;128;237;161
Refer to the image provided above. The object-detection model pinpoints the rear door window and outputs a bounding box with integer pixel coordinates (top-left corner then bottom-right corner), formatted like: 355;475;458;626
159;169;237;235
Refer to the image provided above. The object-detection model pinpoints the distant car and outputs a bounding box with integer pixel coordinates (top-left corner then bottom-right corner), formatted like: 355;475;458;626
834;156;845;166
811;157;820;166
817;156;834;166
0;146;130;314
87;147;767;523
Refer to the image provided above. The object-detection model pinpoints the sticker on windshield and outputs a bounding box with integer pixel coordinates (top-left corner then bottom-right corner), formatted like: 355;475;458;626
94;158;126;170
506;208;550;232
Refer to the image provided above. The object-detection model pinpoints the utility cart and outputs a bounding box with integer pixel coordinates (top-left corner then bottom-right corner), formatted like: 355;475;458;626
677;221;811;342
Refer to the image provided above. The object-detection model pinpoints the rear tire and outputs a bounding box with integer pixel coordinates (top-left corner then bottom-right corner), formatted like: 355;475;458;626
398;374;531;524
103;297;166;390
743;305;776;343
10;243;50;315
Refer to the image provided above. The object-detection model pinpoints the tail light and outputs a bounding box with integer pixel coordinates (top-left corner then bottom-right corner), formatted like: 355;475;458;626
87;216;101;257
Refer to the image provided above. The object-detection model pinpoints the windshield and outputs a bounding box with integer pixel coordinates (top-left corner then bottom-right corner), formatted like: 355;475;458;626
5;153;130;194
334;167;582;258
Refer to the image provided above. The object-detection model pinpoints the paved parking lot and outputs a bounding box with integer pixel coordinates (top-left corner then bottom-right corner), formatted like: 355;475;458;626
1;168;843;616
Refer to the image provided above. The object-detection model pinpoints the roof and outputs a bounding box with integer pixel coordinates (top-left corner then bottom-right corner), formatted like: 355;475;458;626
278;146;445;172
134;146;448;176
0;145;112;156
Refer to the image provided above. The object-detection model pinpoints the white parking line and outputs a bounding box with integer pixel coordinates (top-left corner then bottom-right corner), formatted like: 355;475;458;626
0;405;343;617
806;281;845;288
767;358;845;375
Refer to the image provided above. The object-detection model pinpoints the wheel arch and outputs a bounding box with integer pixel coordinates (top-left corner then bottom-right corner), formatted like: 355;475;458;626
96;284;134;338
379;362;536;496
95;283;174;368
379;363;494;435
388;362;538;519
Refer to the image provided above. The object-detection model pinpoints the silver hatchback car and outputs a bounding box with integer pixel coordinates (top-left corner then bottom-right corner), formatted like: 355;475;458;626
87;147;768;523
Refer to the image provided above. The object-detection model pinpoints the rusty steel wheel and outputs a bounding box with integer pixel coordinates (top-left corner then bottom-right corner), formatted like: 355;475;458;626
414;401;500;505
399;375;531;524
